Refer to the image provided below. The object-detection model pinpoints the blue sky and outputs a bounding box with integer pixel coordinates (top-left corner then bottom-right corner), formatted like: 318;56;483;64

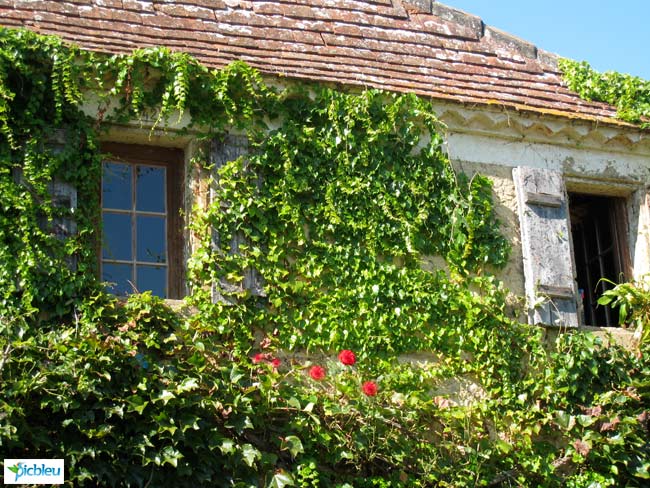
447;1;650;80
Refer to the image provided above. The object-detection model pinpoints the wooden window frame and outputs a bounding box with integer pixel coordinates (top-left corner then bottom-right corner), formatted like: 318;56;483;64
101;142;185;299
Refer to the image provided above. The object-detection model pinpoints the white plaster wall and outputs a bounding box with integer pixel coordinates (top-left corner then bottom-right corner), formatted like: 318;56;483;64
440;106;650;302
447;132;650;181
451;159;526;299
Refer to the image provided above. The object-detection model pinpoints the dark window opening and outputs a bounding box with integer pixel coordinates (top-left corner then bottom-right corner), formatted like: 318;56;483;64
569;193;630;327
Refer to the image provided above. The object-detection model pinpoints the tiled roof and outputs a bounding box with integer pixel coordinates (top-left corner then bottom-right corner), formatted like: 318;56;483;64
0;0;622;124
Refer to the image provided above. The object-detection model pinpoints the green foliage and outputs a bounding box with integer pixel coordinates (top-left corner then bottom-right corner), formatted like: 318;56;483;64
0;28;101;321
188;87;510;356
0;27;648;487
559;58;650;127
598;278;650;346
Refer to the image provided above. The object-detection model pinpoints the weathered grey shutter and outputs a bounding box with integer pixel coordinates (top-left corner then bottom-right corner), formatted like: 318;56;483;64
210;135;264;302
45;130;76;240
12;168;77;269
513;167;579;327
12;168;77;239
49;180;78;270
48;180;77;240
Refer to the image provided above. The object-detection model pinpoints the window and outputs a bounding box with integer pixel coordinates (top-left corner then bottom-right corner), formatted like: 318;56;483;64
569;193;631;326
514;166;636;328
101;143;184;298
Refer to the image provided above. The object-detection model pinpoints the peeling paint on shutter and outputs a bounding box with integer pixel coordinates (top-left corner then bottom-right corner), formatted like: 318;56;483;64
48;180;77;240
210;135;264;303
49;180;78;270
513;167;579;327
13;168;78;269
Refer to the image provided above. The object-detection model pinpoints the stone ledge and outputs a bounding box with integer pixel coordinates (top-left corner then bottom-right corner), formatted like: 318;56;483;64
484;25;537;60
541;323;639;350
429;1;483;37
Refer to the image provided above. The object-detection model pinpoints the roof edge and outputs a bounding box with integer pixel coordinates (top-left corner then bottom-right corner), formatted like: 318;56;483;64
430;2;483;37
404;1;560;68
436;102;650;158
405;0;484;36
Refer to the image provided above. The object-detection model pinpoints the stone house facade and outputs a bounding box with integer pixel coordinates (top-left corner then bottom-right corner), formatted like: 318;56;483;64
2;0;649;330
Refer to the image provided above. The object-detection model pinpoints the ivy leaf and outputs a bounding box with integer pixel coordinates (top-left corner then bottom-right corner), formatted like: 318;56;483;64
555;411;576;431
156;390;176;405
241;443;261;467
495;439;513;454
230;365;244;384
126;395;149;415
220;439;236;455
576;414;597;427
175;377;199;393
337;450;354;461
158;446;183;467
634;461;650;479
303;402;315;413
283;435;304;458
268;470;294;488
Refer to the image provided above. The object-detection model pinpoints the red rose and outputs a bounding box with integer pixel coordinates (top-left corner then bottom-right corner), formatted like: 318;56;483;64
252;353;266;364
271;358;281;368
309;365;326;380
362;381;378;396
338;349;356;366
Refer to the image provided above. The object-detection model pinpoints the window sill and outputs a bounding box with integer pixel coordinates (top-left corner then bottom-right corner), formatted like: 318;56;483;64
540;323;639;350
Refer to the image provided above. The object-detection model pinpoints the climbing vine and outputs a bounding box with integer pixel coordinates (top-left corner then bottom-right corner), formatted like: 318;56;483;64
188;85;510;355
1;27;649;487
560;58;650;127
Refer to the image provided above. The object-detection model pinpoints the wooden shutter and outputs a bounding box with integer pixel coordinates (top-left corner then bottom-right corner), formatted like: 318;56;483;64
48;180;77;240
210;135;264;302
12;169;77;238
13;168;78;269
513;167;579;327
49;180;77;270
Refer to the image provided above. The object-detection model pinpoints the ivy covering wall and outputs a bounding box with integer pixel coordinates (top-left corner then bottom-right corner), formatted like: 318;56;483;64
559;58;650;128
1;28;649;487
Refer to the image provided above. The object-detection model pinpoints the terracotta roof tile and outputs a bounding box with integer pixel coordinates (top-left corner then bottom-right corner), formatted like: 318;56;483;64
0;0;623;123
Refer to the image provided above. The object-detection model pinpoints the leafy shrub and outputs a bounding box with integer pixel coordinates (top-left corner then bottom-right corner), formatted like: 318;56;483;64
598;278;650;346
560;58;650;127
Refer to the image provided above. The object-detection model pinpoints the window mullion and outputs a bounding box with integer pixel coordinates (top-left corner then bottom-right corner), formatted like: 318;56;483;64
132;164;137;291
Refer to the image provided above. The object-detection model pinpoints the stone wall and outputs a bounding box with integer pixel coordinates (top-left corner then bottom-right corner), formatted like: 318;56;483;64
438;102;650;328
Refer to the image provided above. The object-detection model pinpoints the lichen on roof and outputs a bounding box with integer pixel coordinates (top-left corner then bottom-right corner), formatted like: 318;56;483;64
0;0;627;125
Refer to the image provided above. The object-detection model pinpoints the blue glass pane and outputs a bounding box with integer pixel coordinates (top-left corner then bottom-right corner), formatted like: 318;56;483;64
103;162;132;210
102;262;133;296
136;165;165;212
102;212;132;260
137;215;166;263
137;265;167;298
